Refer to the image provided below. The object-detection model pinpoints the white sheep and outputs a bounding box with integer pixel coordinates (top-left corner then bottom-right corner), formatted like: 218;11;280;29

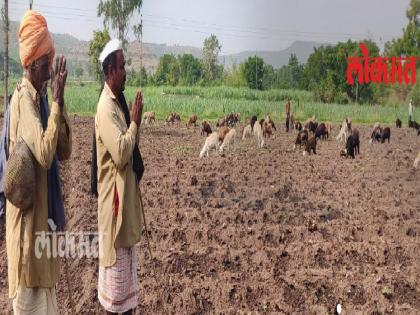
199;132;221;158
220;128;236;153
414;150;420;168
336;118;351;143
242;124;252;140
253;121;265;148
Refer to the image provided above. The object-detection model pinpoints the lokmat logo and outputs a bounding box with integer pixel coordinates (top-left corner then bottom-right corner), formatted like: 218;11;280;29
346;43;419;85
34;219;105;259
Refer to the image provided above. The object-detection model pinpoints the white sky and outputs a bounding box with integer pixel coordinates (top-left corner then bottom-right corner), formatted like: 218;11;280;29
8;0;411;54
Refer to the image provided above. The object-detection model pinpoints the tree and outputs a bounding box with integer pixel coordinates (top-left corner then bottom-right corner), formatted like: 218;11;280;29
243;56;265;90
301;40;379;103
202;34;221;82
88;29;110;82
178;54;202;86
75;67;84;79
224;63;246;87
154;54;177;85
167;60;180;86
97;0;142;48
2;0;9;110
262;64;275;90
385;0;419;58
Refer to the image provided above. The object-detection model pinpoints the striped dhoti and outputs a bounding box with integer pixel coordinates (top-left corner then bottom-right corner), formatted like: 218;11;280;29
98;246;138;313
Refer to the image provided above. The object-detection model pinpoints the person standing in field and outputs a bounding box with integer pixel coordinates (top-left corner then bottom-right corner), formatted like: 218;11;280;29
285;97;291;132
409;99;413;122
5;10;72;315
95;39;145;315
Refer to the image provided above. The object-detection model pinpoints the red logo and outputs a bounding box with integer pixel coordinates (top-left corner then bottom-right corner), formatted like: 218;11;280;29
347;43;418;85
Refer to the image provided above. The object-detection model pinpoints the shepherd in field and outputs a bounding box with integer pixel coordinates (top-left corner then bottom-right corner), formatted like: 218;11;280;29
94;38;145;315
409;99;413;122
285;97;291;132
4;10;72;315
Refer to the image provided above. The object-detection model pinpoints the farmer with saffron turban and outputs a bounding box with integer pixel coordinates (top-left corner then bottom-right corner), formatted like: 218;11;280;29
95;39;144;314
5;10;72;314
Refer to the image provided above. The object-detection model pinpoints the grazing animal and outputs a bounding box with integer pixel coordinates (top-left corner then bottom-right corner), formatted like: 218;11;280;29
253;120;265;148
250;115;258;129
395;118;402;128
262;121;273;138
218;126;230;142
265;114;276;130
414;150;420;168
324;122;333;139
199;132;221;158
220;128;236;152
351;128;360;155
345;133;358;158
370;125;382;143
201;121;212;136
216;117;226;127
217;112;240;127
165;112;181;124
408;117;420;129
242;125;252;140
303;115;316;130
293;129;308;151
143;111;156;125
173;112;181;123
227;112;240;126
304;135;317;155
307;121;318;134
314;123;327;140
187;114;198;127
381;127;391;143
336;118;351;143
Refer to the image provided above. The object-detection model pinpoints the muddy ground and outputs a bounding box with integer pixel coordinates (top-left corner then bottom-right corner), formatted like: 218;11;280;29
0;116;419;314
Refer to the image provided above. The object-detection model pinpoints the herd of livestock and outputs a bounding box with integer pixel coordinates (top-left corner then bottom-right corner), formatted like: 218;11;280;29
141;110;420;168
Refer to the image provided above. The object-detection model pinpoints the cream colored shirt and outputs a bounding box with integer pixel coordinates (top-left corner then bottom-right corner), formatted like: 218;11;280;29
6;77;72;298
95;83;143;267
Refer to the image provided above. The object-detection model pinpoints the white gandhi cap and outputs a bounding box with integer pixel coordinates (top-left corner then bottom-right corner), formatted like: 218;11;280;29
99;39;123;64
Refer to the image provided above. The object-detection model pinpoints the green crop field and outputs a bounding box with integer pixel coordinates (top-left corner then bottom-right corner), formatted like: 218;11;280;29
0;80;416;124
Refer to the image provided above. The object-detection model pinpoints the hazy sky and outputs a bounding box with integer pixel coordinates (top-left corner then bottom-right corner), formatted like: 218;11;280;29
8;0;411;54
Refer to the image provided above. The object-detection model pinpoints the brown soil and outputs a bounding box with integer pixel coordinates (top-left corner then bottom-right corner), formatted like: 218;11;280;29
0;116;419;314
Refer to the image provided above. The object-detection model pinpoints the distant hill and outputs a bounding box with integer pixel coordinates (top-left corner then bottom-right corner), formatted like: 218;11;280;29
220;41;325;68
0;20;325;78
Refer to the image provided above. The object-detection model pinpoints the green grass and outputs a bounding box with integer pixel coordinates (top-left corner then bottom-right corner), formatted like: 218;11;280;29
0;80;417;124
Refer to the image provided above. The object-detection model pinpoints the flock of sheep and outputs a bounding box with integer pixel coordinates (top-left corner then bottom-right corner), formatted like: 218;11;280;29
141;110;420;168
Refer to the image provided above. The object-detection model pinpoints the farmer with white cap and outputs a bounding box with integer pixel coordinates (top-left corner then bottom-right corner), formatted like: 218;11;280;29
95;38;145;315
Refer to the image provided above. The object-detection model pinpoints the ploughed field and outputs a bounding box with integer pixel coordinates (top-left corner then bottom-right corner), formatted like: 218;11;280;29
0;115;419;314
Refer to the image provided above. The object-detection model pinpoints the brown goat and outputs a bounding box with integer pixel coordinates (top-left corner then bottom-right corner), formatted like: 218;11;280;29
201;121;212;136
304;135;317;155
187;114;198;127
218;127;230;142
262;121;273;138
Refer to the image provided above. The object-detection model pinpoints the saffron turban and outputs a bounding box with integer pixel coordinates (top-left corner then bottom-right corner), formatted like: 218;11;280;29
18;10;55;70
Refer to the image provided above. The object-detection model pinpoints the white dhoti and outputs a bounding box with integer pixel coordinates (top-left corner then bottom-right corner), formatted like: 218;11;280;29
13;286;58;315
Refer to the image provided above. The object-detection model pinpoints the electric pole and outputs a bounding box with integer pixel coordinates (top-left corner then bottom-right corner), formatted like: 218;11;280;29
140;14;143;86
3;0;9;111
29;0;33;9
255;54;257;90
